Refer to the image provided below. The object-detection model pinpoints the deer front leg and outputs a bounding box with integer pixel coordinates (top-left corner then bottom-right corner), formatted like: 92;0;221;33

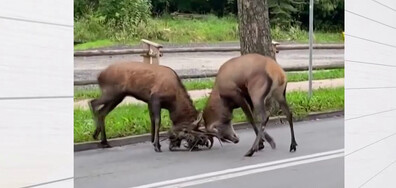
149;94;162;152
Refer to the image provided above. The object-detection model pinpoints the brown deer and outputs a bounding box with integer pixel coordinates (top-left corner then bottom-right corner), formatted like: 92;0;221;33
203;53;297;157
89;61;212;152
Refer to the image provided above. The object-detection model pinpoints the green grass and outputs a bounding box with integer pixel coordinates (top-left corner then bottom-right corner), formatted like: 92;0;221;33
287;68;344;82
74;40;116;51
74;87;344;143
313;32;344;43
74;15;344;50
74;69;344;100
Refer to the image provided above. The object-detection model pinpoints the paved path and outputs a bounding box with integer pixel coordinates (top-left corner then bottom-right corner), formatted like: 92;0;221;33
74;49;344;82
74;78;344;109
74;117;344;188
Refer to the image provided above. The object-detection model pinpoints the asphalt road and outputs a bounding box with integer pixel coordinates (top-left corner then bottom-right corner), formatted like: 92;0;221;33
74;117;344;188
74;49;344;82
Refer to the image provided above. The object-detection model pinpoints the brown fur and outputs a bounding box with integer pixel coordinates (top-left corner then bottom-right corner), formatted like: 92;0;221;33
90;61;205;152
203;53;297;157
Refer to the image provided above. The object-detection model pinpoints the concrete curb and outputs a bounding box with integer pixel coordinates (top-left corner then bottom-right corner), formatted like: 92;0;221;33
74;43;344;57
74;110;344;152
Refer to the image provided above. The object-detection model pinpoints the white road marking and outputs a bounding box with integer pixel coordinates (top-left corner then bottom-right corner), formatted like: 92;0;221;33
132;149;344;188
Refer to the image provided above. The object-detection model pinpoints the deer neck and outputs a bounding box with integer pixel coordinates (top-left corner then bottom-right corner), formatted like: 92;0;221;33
169;90;198;125
203;89;232;128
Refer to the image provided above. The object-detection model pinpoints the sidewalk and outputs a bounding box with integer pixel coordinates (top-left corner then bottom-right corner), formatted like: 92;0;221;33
74;78;344;109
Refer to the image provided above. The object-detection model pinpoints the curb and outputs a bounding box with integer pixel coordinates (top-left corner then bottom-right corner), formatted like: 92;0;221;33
74;44;344;57
74;110;344;152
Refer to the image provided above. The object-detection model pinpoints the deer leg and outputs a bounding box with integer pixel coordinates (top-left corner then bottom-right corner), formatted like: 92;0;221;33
149;94;162;152
89;99;101;139
244;96;275;149
96;96;124;148
89;92;118;140
245;100;268;157
148;105;155;143
262;98;276;149
277;96;297;152
237;97;265;151
261;111;276;149
244;78;272;157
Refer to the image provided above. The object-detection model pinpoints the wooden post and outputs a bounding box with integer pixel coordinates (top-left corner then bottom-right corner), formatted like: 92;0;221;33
272;40;280;60
140;39;163;65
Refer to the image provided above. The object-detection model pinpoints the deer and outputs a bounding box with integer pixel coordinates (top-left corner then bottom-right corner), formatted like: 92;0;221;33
89;61;213;152
202;53;297;157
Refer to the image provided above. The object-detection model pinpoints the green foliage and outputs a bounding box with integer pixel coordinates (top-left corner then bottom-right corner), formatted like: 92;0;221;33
150;0;237;16
297;0;344;31
74;0;152;42
74;40;116;50
74;12;108;42
74;0;344;36
74;0;99;19
268;0;306;28
74;0;344;43
74;16;342;48
98;0;151;27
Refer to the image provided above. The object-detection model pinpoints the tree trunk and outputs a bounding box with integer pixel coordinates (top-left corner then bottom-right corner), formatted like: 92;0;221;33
237;0;275;59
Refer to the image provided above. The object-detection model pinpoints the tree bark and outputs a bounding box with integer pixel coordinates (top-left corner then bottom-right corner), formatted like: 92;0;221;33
237;0;275;59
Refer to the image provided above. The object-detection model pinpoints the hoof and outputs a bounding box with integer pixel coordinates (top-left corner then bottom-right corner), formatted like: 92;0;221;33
289;142;298;152
100;141;112;148
154;143;162;152
244;149;255;157
258;141;265;151
92;132;99;140
244;145;259;157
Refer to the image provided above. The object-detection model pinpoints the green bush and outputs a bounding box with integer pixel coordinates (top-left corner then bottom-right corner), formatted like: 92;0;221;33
74;12;108;42
268;0;306;28
74;0;99;19
296;0;344;31
98;0;151;27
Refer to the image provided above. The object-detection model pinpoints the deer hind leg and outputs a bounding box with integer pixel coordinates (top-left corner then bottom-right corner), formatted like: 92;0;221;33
149;94;162;152
262;98;276;149
245;92;276;150
244;78;273;157
89;95;112;140
89;89;124;148
234;94;265;150
148;107;155;143
274;86;297;152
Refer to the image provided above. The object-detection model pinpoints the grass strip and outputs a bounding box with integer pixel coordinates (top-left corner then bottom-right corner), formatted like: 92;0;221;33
74;87;344;143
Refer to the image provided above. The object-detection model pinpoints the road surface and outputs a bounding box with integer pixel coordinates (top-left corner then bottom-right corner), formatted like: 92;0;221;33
74;49;344;82
74;117;344;188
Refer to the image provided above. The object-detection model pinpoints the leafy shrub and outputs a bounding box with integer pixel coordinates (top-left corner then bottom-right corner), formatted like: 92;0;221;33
98;0;151;28
74;12;107;42
268;0;306;28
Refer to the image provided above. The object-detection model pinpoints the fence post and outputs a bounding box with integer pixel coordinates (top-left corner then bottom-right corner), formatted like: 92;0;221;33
272;40;280;60
308;0;314;98
141;39;163;65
